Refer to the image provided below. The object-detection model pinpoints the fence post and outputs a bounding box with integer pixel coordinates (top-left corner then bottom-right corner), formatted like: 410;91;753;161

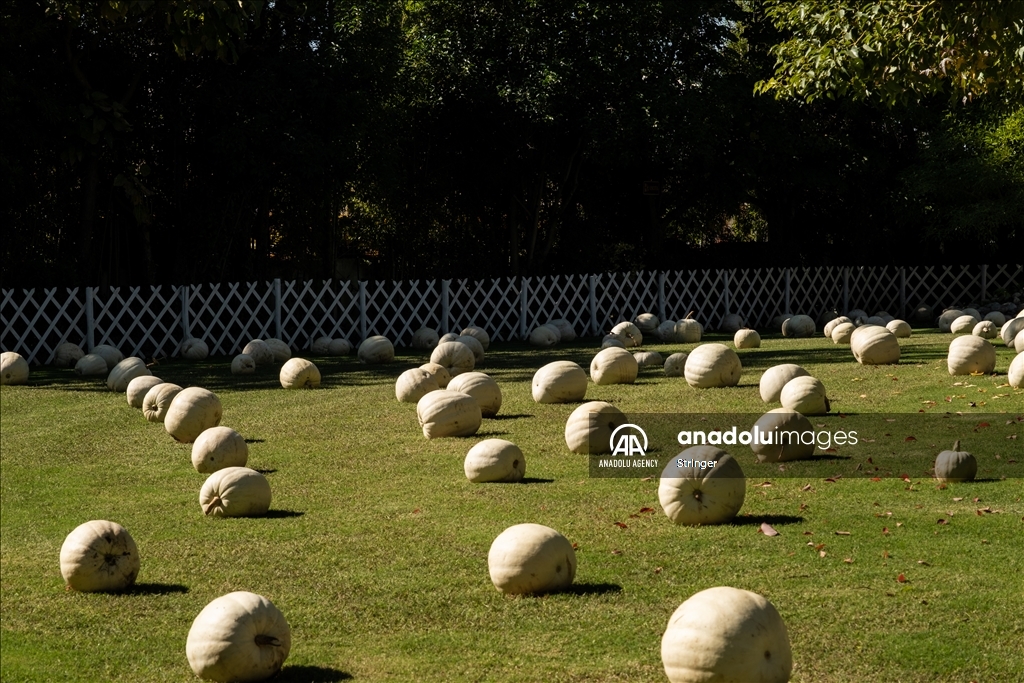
784;268;791;314
441;279;450;334
980;264;988;301
358;281;367;340
589;274;598;336
273;278;282;338
180;286;191;346
85;287;96;351
899;268;907;319
722;270;731;317
842;267;850;314
519;277;529;339
657;272;666;321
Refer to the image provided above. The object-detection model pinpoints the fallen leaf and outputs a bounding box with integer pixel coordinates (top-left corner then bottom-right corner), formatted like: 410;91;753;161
896;522;903;527
917;560;930;566
755;481;773;487
953;497;964;502
654;566;662;574
571;542;579;550
973;497;981;502
937;518;948;525
900;473;912;482
611;549;623;555
904;436;917;442
883;550;890;559
819;550;827;558
803;531;813;536
640;476;655;481
412;508;421;514
638;507;655;514
801;484;813;491
759;522;779;537
613;521;628;529
814;543;826;551
799;503;808;511
859;394;867;398
882;527;890;535
897;573;907;583
870;477;882;482
977;421;990;428
835;530;852;536
843;558;853;564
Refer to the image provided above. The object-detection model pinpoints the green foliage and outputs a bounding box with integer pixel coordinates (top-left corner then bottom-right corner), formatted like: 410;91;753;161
756;0;1024;107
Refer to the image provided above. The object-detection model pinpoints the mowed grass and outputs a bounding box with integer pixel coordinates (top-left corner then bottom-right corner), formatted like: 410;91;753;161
1;330;1022;682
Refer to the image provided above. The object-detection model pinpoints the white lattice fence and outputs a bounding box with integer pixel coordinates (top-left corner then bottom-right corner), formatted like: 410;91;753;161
447;277;521;340
91;286;182;359
365;278;442;345
591;271;660;334
187;282;276;356
724;268;784;328
663;270;726;326
788;267;846;319
279;279;359;349
0;287;88;364
523;274;591;337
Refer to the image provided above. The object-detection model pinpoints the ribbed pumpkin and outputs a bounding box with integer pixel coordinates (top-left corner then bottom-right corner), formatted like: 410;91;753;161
192;426;249;473
328;338;352;356
947;336;996;375
779;376;830;415
460;326;490;350
634;350;664;367
547;319;576;342
54;342;85;367
456;334;486;362
92;344;124;370
59;520;140;592
106;357;151;392
279;358;320;389
143;383;183;423
264;338;292;362
684;344;741;388
186;592;291;683
850;325;900;365
1;351;29;385
675;319;703;343
934;440;977;483
984;311;1006;326
396;367;440;403
1006;352;1023;388
429;341;476;377
416;390;482;438
663;352;688;377
126;375;163;409
230;354;255;375
200;467;272;517
1016;329;1024;353
831;322;855;344
610;321;643;347
180;338;209;360
661;587;792;683
847;308;868;322
886;319;912;338
411;326;439;350
750;408;815;462
447;372;502;418
242;340;274;366
439;332;459;344
720;313;745;334
564;401;627;454
656;320;681;342
950;314;978;334
781;314;815;338
1002;317;1024;346
601;333;627;349
635;313;660;334
357;335;394;364
529;324;560;347
823;316;852;338
658;448;745;525
419;362;452;388
972;320;998;339
165;387;223;443
733;329;760;349
590;347;639;385
772;313;793;330
311;336;332;354
488;523;576;595
937;309;964;332
464;439;526;483
532;361;587;403
759;364;809;402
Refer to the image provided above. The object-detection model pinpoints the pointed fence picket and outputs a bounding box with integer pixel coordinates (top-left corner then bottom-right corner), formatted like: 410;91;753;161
2;265;1020;363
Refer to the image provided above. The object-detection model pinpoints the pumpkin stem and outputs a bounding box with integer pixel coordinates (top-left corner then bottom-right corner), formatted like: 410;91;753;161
202;496;222;516
953;440;960;452
254;635;281;647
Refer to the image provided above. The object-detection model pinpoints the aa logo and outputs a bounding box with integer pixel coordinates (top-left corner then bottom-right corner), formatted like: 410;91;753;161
609;424;648;457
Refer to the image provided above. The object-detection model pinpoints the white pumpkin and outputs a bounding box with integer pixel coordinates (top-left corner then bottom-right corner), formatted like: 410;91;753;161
192;426;249;473
447;372;502;418
911;304;933;324
1016;328;1024;353
165;387;223;443
720;313;745;334
429;341;476;377
846;308;868;322
601;333;627;349
876;311;895;324
781;314;815;338
661;586;792;683
863;315;885;326
590;347;639;385
106;357;151;392
411;326;440;350
242;340;274;366
676;319;703;343
54;342;85;367
416;390;482;438
635;313;660;334
1;351;29;385
658;448;745;525
181;338;209;360
439;332;460;344
983;310;1006;326
1007;352;1024;388
950;314;978;334
143;383;183;423
126;375;163;409
460;326;490;350
656;320;681;342
532;361;587;403
610;321;643;347
733;329;760;349
779;376;830;415
683;344;741;388
529;324;560;347
200;467;272;517
186;591;291;683
59;520;140;592
464;439;526;483
419;362;452;388
279;358;320;389
663;352;688;377
92;344;124;370
758;364;809;403
396;367;440;403
850;325;900;365
962;307;981;319
772;313;793;330
328;338;352;356
886;319;912;338
831;322;855;344
1002;317;1024;346
634;350;664;367
357;335;394;364
264;338;291;363
231;354;256;375
311;336;332;354
750;408;815;462
823;316;851;338
564;401;627;454
487;523;576;595
456;334;486;362
547;319;576;342
937;309;964;332
947;336;996;375
972;320;998;339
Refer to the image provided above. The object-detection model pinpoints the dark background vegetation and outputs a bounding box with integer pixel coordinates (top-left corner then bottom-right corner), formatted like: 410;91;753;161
2;0;1022;288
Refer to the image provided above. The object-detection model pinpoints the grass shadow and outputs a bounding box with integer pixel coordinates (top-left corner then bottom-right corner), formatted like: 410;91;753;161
729;514;804;527
475;430;510;437
562;582;623;596
255;468;278;475
276;665;353;682
491;414;534;420
121;582;189;595
245;438;267;444
518;477;555;484
263;510;305;518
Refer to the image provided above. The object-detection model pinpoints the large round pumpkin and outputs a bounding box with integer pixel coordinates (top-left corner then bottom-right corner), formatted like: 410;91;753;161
242;340;274;367
456;334;486;362
411;326;439;350
720;313;745;334
634;350;664;367
590;347;639;385
92;344;124;370
781;314;815;338
733;329;760;349
635;313;660;334
279;358;320;389
181;338;209;360
676;319;702;343
547;319;576;342
972;320;997;339
950;314;978;334
311;336;332;354
831;322;855;345
759;364;809;403
779;376;830;415
396;367;440;403
529;324;560;347
487;523;576;595
460;326;490;351
850;325;900;365
54;342;85;368
200;467;272;517
937;309;964;332
192;426;249;473
934;440;977;483
186;591;291;683
1002;317;1024;346
823;316;851;338
601;333;627;349
357;335;395;364
447;372;502;417
532;361;587;403
429;341;476;377
947;335;996;375
610;321;643;347
231;354;256;375
59;520;140;592
661;586;792;683
464;439;526;483
656;320;682;342
264;338;291;363
106;357;151;392
419;362;452;389
684;344;741;388
143;383;183;423
328;338;352;356
564;401;627;454
886;319;912;338
416;390;482;438
658;448;746;525
165;387;223;443
1;351;29;385
750;408;815;462
1006;351;1023;388
663;352;688;377
126;375;163;409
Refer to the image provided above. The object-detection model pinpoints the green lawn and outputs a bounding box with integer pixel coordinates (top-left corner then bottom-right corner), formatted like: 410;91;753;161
1;331;1022;682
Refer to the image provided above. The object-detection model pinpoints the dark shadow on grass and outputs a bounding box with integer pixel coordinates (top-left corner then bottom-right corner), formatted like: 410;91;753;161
121;582;189;595
245;438;266;444
518;477;555;484
475;430;510;437
255;468;278;475
729;514;804;527
561;582;623;596
490;413;533;420
263;509;305;518
276;665;353;682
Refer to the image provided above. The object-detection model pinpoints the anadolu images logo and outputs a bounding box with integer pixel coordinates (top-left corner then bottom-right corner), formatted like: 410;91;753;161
609;424;648;457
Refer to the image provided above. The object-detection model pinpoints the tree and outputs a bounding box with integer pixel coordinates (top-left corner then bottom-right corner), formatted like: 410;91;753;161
755;1;1024;107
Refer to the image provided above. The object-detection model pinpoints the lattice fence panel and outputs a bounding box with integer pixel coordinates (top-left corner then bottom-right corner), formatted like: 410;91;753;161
92;286;182;359
844;266;902;316
984;264;1023;302
724;268;784;328
188;282;276;356
447;277;521;341
662;269;726;327
365;279;442;345
278;279;358;351
592;271;659;334
0;288;88;364
524;274;591;336
789;267;846;319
